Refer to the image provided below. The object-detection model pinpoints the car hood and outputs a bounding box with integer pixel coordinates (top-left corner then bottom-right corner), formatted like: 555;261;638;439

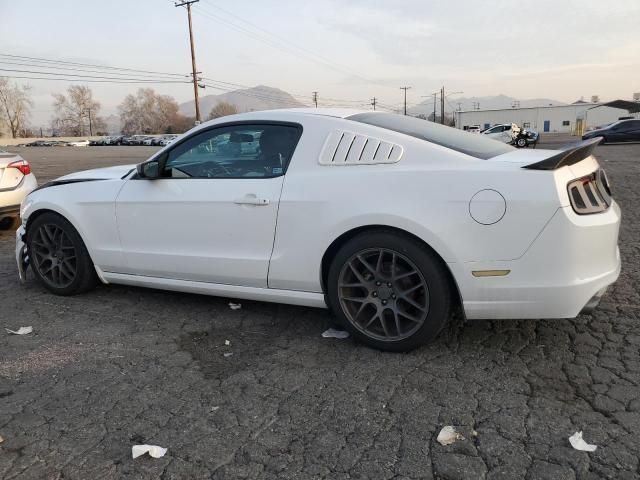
57;164;136;181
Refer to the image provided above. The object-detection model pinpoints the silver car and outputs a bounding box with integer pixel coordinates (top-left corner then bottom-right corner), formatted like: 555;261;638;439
0;150;37;228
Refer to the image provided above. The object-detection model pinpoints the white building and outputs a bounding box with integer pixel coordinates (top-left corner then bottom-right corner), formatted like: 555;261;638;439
455;100;639;135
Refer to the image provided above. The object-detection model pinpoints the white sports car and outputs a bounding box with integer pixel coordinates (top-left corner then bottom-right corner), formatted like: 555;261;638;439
16;109;620;351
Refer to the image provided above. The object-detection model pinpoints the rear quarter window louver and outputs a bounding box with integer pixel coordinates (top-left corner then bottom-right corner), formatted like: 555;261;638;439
319;131;403;165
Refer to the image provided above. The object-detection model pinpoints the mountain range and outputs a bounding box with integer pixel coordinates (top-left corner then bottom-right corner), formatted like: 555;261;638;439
408;94;565;116
179;85;307;117
179;87;565;118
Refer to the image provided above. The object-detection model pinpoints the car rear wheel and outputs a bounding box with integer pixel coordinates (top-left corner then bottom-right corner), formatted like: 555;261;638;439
27;212;97;295
327;230;452;352
516;138;527;148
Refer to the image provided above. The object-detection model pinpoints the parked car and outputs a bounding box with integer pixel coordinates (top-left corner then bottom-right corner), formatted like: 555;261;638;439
0;151;37;228
89;137;106;146
16;109;620;351
467;125;481;134
582;119;640;143
483;123;538;147
159;135;179;146
25;140;52;147
49;140;69;147
67;139;90;147
105;135;124;146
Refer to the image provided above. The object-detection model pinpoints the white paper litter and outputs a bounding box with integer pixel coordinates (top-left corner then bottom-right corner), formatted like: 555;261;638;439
0;434;4;444
223;352;233;357
224;339;231;346
132;444;167;459
437;426;465;446
569;431;597;452
5;326;33;335
321;328;350;339
228;302;242;310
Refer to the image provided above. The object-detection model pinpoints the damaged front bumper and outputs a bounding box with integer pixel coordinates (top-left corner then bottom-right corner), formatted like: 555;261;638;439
15;224;28;284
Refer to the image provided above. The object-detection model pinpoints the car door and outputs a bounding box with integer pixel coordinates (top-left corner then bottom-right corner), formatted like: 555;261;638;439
607;122;628;142
621;120;640;141
482;126;502;140
114;122;302;288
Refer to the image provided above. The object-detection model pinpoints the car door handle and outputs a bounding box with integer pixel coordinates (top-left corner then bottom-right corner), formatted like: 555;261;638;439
234;195;270;206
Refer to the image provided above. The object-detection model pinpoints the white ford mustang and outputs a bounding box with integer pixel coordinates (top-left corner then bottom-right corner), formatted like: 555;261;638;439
16;109;620;351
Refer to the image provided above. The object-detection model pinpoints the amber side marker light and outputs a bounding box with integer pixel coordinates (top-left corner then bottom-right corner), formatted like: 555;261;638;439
472;270;511;277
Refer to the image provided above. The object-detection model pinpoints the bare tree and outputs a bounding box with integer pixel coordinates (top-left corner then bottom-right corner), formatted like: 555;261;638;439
208;101;238;120
118;88;191;135
52;85;104;136
0;77;33;138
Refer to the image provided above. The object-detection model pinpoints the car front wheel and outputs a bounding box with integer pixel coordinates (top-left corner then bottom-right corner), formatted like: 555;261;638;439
327;230;452;352
27;212;97;295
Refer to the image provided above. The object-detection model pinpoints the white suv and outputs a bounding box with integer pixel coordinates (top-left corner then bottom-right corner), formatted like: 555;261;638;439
0;151;37;228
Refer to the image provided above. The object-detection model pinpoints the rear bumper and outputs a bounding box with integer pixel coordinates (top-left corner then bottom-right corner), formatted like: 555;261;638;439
453;202;621;319
0;173;37;218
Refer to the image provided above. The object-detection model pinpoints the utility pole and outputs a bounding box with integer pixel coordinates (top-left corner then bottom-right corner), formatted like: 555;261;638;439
441;86;445;125
175;0;202;124
400;86;411;115
312;91;318;108
433;93;437;122
87;107;93;136
371;97;377;110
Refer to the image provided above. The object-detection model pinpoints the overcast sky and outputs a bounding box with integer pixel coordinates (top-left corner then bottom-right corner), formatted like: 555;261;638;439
1;0;639;126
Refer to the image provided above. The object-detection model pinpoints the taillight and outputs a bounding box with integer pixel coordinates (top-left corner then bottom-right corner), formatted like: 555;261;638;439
567;169;612;215
7;159;31;176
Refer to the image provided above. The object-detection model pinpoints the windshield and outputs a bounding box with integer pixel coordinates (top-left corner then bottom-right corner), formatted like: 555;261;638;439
347;112;515;160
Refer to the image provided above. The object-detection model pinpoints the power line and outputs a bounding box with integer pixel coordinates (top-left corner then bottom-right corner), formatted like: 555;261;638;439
0;75;187;84
196;0;391;90
0;59;191;80
0;68;190;83
0;53;187;79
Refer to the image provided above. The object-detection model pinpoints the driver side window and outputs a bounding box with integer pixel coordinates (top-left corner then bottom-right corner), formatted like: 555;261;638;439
164;124;301;179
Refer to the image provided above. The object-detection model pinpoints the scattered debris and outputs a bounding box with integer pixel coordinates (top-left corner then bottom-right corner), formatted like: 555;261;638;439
210;406;219;412
223;352;233;358
437;426;465;446
322;328;350;339
132;444;168;459
228;302;242;310
472;430;479;437
569;431;597;452
0;434;4;444
5;326;33;335
224;339;231;346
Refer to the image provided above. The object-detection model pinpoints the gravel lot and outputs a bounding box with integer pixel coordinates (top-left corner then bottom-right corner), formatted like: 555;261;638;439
1;141;639;479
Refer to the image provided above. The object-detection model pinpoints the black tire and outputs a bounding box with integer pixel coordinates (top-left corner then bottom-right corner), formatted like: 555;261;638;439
27;212;97;295
516;137;527;148
326;230;452;352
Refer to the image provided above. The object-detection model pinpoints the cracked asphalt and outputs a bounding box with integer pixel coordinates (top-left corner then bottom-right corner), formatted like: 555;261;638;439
1;141;639;479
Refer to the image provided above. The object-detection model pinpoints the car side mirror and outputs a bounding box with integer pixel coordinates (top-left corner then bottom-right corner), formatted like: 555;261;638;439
137;160;161;179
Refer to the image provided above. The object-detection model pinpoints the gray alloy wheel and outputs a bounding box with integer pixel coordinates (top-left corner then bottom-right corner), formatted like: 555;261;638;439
30;222;78;289
337;248;430;342
27;212;97;296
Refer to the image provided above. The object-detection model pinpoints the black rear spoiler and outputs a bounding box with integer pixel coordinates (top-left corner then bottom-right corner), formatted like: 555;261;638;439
522;136;602;170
